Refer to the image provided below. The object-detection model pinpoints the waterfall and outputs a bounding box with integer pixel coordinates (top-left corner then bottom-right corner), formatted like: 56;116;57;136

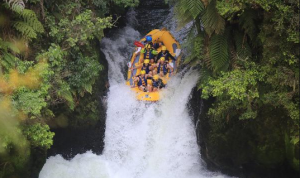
39;8;233;178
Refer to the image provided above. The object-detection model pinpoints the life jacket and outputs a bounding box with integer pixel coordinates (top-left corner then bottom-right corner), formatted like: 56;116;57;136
144;49;154;60
157;63;168;75
138;76;147;86
141;64;151;74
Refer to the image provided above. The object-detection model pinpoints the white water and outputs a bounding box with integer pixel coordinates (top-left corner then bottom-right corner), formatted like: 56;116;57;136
39;10;232;178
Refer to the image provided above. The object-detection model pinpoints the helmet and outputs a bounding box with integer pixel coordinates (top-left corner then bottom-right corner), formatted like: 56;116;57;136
140;70;146;75
160;57;165;61
146;36;152;42
153;75;159;80
162;46;167;51
144;59;150;64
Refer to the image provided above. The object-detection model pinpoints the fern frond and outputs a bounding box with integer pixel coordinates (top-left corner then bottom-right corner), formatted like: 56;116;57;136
11;8;44;39
57;86;75;110
201;0;225;36
239;9;258;41
0;52;16;71
13;21;37;39
183;31;205;67
234;31;252;59
197;67;212;89
186;0;204;19
20;9;44;33
175;0;204;28
0;38;18;71
209;28;230;73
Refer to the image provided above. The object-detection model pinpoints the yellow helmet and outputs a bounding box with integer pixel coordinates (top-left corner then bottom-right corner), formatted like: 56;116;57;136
162;46;167;51
144;59;150;64
160;57;165;61
153;75;159;80
140;70;146;75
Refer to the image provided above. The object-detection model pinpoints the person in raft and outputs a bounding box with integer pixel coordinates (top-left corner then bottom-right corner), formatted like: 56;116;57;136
156;45;176;63
131;70;150;92
148;74;165;92
155;57;173;77
140;43;158;64
131;59;154;76
143;35;162;50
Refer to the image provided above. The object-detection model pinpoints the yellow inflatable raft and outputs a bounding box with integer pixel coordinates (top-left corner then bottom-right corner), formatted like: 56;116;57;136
126;28;182;101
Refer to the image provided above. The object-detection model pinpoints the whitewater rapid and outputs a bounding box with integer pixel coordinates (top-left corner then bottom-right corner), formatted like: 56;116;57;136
39;25;231;178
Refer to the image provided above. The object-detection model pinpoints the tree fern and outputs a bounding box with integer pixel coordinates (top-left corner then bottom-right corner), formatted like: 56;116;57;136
19;9;44;32
175;0;204;28
197;67;212;89
57;82;75;110
183;31;205;66
233;31;252;60
1;52;16;71
0;38;19;72
201;0;225;36
13;21;38;39
12;9;44;39
209;27;230;73
239;9;258;41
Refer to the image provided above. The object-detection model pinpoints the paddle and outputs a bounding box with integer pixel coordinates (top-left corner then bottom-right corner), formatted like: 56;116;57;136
134;41;144;48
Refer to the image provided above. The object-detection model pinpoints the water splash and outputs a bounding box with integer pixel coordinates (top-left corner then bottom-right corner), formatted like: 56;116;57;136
39;25;232;178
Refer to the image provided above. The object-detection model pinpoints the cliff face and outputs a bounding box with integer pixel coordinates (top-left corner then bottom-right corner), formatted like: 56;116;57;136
190;89;299;178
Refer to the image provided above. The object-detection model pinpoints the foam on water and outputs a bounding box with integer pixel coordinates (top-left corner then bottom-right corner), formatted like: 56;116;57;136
39;7;234;177
39;25;231;178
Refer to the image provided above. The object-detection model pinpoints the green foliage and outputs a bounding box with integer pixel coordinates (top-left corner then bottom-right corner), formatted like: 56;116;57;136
202;63;264;120
48;9;112;45
0;0;123;176
68;54;103;95
23;123;54;149
0;38;20;73
13;88;47;116
209;28;230;73
183;31;205;66
216;0;243;19
12;9;44;39
239;9;259;41
173;0;299;171
113;0;139;7
233;31;252;60
201;0;225;36
175;0;204;23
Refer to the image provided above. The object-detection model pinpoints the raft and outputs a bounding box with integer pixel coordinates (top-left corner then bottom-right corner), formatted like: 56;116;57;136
126;28;182;101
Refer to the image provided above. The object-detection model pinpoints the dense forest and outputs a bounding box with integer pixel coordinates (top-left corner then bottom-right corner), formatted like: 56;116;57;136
0;0;299;177
171;0;299;175
0;0;138;177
